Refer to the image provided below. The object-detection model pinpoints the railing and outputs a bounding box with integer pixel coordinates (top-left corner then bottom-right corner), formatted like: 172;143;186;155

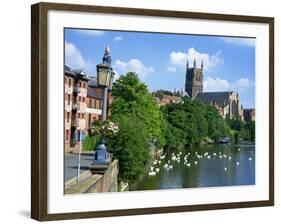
71;119;79;127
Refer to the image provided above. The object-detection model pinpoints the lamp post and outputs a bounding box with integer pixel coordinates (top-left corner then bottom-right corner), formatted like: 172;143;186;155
91;46;114;173
96;46;114;121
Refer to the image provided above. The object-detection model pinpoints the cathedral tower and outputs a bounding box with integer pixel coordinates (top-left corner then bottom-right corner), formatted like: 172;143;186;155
185;59;203;99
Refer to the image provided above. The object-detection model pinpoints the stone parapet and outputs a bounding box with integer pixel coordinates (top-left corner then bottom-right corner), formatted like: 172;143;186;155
65;159;118;194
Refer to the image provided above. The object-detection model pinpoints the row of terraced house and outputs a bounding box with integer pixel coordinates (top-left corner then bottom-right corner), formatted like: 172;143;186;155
64;65;112;153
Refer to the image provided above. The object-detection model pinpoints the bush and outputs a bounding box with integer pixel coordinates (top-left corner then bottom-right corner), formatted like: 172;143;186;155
107;114;150;183
83;135;99;151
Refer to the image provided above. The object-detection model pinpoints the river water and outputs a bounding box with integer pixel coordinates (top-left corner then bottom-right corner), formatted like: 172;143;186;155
130;142;255;191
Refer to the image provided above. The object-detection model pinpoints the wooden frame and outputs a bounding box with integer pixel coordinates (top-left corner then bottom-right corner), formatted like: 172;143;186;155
31;2;274;221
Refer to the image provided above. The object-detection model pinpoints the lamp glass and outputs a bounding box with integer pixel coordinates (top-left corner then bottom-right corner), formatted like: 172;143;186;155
98;67;110;86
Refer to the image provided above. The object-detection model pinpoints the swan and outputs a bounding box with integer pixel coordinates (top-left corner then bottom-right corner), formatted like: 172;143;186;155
236;162;240;166
248;157;252;161
155;168;160;172
148;171;156;176
224;167;228;171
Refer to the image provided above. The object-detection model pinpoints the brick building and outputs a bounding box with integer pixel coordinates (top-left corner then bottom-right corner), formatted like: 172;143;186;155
64;66;112;153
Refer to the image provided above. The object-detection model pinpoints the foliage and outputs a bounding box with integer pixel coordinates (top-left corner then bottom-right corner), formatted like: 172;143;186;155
162;98;231;147
107;115;150;183
244;120;255;140
111;72;166;148
226;118;255;141
153;89;174;98
108;72;166;182
89;120;119;139
83;135;99;151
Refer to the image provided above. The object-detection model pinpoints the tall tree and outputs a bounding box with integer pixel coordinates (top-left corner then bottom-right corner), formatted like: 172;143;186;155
108;72;166;182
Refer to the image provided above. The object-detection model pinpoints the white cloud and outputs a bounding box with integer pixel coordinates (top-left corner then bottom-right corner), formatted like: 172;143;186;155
220;37;255;47
113;70;120;81
169;48;223;70
203;77;230;92
114;59;154;80
76;30;105;36
166;66;177;72
65;41;86;69
113;36;123;42
232;78;255;92
204;77;255;92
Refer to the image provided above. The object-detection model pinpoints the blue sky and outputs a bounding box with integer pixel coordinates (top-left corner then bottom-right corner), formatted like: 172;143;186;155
65;28;255;109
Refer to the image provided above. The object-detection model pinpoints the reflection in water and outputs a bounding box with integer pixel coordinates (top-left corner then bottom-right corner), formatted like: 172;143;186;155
130;143;255;191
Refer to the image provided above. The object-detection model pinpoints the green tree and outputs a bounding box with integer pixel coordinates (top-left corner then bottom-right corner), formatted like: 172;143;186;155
111;72;166;148
83;135;99;151
108;72;166;182
162;98;231;147
107;115;150;183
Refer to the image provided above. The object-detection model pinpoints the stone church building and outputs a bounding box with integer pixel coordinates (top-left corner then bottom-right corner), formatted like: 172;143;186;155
185;59;243;119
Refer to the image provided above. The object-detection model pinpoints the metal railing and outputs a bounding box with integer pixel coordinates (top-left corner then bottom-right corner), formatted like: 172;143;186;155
71;119;79;127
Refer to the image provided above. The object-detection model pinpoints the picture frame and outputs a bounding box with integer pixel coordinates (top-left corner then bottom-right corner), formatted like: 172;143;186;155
31;2;274;221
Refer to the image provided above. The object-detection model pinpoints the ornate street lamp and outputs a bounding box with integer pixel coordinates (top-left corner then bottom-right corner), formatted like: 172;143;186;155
96;46;115;121
91;46;114;173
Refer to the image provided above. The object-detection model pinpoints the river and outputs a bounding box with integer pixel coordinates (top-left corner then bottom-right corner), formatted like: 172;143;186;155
130;142;255;191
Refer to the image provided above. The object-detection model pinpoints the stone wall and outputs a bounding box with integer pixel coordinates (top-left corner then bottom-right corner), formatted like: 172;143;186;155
65;160;118;194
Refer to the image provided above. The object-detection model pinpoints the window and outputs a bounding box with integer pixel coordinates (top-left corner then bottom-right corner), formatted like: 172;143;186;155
89;99;92;107
78;113;80;119
82;97;85;102
82;113;84;119
93;100;96;108
83;82;86;88
67;94;70;105
67;112;70;122
79;81;82;87
78;96;81;102
66;129;69;141
68;78;71;87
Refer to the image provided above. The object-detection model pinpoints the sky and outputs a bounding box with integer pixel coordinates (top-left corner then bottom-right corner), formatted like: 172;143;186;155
65;28;256;109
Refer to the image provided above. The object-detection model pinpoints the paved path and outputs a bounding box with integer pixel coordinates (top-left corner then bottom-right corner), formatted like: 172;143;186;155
64;152;95;182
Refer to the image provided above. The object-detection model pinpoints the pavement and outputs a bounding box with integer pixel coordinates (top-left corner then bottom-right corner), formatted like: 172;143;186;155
64;152;95;182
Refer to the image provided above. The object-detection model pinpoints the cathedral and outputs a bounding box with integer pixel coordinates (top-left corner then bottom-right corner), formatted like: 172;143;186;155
185;59;243;119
